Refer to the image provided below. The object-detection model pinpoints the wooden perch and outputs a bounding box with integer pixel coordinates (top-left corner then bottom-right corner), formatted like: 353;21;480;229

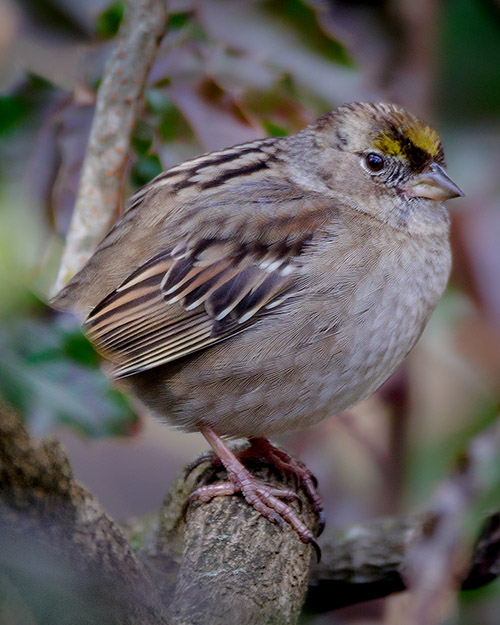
306;515;416;612
0;400;318;625
53;0;167;294
151;456;318;625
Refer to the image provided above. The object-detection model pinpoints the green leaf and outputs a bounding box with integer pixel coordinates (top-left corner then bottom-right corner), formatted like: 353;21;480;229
145;90;192;142
167;12;192;31
262;0;353;66
262;120;289;137
95;1;125;39
0;75;53;139
438;0;500;120
0;314;138;438
132;120;154;155
131;153;163;186
0;96;30;137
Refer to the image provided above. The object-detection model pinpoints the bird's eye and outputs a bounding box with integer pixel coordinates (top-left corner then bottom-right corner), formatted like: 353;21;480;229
364;153;385;173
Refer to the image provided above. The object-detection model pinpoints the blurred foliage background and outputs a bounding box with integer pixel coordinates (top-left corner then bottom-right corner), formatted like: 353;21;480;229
0;0;499;623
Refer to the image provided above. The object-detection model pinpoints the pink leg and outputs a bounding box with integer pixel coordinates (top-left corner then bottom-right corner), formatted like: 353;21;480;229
185;428;320;559
246;437;325;535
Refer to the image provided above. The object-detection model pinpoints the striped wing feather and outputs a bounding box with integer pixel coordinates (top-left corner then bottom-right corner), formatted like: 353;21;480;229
83;241;296;378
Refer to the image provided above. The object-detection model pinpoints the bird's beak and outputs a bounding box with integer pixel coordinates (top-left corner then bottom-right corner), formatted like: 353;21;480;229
404;163;464;201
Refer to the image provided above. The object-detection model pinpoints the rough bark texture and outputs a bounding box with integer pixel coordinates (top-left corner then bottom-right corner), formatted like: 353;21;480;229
0;402;319;625
306;515;418;612
154;458;318;625
0;397;171;625
53;0;168;293
305;511;500;613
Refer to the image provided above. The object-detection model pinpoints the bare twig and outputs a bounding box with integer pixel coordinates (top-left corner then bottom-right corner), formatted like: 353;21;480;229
306;515;417;612
52;0;167;294
463;512;500;589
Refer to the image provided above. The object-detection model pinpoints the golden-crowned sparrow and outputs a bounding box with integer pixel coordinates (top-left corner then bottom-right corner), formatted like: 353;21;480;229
52;102;463;546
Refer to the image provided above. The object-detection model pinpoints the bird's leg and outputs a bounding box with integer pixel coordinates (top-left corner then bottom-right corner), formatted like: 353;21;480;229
245;437;325;536
184;432;325;536
184;427;320;557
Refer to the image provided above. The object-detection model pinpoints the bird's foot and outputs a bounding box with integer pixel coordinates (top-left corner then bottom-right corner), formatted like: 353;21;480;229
184;428;321;560
243;437;325;536
184;433;325;536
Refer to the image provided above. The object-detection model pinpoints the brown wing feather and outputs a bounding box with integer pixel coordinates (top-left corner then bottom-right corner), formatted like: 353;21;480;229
83;237;300;378
79;182;336;378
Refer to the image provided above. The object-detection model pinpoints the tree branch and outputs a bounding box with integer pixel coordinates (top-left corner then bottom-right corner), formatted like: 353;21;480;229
0;398;171;625
402;420;500;625
52;0;168;294
151;456;319;625
306;515;416;612
306;419;500;616
305;510;500;613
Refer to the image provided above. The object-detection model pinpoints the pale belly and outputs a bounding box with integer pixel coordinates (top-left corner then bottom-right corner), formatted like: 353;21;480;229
192;299;425;437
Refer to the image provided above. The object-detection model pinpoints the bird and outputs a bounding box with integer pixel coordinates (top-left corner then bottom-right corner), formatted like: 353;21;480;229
51;102;463;548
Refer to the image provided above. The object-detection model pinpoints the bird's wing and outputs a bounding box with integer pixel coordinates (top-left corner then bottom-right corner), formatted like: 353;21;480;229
83;198;335;378
51;137;282;315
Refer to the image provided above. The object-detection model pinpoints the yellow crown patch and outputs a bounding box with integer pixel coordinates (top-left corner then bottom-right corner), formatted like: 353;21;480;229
374;122;441;160
406;125;441;157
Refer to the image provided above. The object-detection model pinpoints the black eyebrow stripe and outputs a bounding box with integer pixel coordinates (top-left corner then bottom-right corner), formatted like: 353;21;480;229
387;123;432;171
404;141;432;170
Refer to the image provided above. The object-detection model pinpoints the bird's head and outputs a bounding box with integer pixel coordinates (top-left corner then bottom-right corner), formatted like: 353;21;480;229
312;102;463;232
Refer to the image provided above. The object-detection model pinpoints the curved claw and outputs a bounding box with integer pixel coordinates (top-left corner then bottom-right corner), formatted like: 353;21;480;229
270;512;284;530
193;437;323;535
245;438;325;537
311;539;322;563
316;510;326;537
184;451;221;478
181;495;192;521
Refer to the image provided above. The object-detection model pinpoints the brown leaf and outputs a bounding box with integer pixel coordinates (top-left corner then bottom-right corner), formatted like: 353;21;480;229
168;79;260;151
